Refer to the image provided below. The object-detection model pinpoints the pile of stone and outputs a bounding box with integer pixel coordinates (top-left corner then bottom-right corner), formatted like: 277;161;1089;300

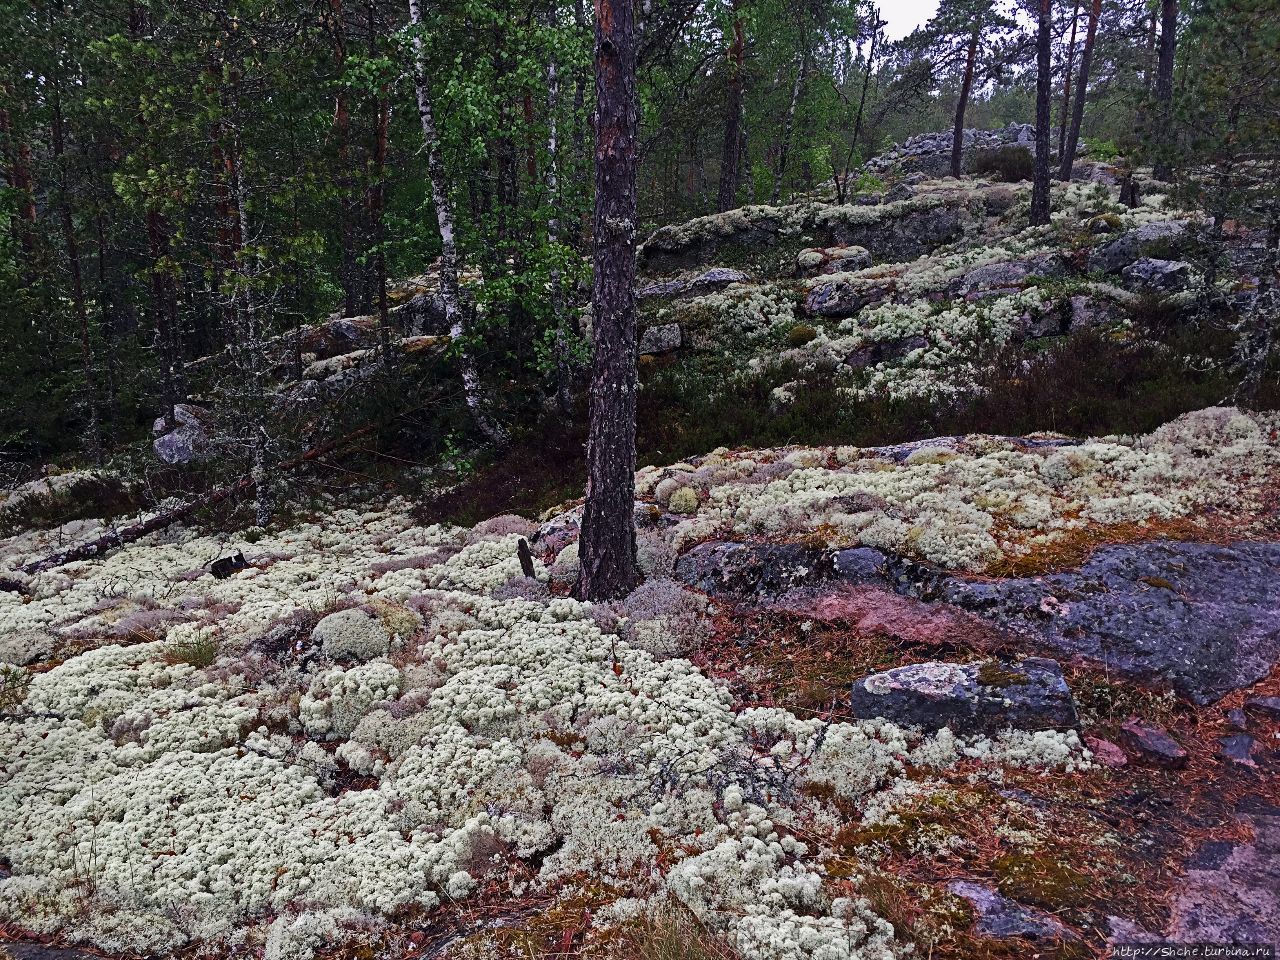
865;123;1036;178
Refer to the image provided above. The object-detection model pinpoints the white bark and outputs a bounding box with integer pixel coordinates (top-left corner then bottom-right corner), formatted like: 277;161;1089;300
546;3;573;414
407;0;507;445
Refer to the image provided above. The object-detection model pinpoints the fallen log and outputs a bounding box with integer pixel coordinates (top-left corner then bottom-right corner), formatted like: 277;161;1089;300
19;425;380;576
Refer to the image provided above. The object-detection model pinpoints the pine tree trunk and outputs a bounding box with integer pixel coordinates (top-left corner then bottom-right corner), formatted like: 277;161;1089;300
716;10;745;212
0;107;38;267
1151;0;1178;181
407;0;507;446
50;82;102;464
575;0;639;601
1056;0;1079;162
329;0;360;317
1058;0;1099;181
950;26;979;179
1029;0;1054;226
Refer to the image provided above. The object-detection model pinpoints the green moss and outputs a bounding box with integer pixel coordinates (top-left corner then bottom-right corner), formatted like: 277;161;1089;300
991;851;1091;908
787;324;818;347
976;662;1030;689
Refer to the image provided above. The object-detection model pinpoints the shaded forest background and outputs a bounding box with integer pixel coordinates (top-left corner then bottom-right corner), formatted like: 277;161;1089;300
0;0;1275;507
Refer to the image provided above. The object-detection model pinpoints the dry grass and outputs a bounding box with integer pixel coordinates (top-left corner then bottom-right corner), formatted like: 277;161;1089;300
584;903;739;960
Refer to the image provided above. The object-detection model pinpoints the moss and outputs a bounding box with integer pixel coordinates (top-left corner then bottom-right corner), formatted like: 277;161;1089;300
991;851;1091;908
976;662;1030;689
1086;213;1124;233
787;323;818;348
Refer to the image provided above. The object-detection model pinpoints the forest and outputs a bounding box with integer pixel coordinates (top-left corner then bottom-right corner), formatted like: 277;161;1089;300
1;0;1279;957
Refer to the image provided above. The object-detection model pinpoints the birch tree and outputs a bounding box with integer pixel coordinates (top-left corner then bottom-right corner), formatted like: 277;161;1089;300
407;0;507;446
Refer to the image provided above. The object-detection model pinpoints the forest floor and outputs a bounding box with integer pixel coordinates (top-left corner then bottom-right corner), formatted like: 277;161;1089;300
3;156;1280;959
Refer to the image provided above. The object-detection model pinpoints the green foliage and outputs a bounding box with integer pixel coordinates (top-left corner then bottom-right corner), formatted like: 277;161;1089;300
166;632;219;669
1081;137;1120;161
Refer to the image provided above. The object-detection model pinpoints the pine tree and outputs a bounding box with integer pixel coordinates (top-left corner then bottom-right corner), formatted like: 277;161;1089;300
576;0;640;601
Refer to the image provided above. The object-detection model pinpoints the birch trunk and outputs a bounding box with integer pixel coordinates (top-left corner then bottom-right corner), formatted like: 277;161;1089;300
771;47;807;205
545;2;573;415
407;0;507;446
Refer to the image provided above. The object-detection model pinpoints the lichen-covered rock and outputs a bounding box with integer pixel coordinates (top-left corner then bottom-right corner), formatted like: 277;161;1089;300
865;124;1036;178
795;245;871;277
639;322;683;355
1089;220;1188;273
849;658;1078;734
1121;257;1194;292
937;540;1280;704
639;191;984;274
675;540;827;597
152;403;213;465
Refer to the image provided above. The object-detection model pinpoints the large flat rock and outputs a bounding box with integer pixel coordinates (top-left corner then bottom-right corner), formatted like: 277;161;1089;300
938;540;1280;704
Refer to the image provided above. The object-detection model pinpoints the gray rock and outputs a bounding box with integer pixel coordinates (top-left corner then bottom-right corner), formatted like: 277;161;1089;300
1089;220;1188;274
804;278;891;318
637;267;748;300
687;266;749;291
849;657;1078;734
1168;799;1280;945
1120;719;1188;768
1227;707;1250;731
152;403;212;465
639;323;683;355
947;880;1076;941
1246;695;1280;718
959;254;1065;295
675;541;827;597
1068;294;1124;329
638;278;686;299
1218;734;1258;767
1122;257;1194;292
832;547;888;584
936;540;1280;705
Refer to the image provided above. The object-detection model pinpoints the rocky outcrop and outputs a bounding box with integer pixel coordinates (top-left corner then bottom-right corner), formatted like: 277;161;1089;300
1167;797;1280;945
639;323;683;355
1089;220;1188;274
936;540;1280;705
675;540;828;597
849;657;1078;734
865;124;1036;178
639;192;984;274
947;880;1077;941
152;403;213;465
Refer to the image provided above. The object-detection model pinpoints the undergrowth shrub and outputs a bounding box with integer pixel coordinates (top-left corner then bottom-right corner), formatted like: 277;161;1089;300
166;631;219;668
